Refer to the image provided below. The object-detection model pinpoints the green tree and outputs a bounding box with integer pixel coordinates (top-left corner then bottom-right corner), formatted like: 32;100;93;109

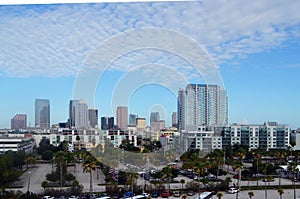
41;181;49;190
216;192;223;199
248;191;254;199
252;149;262;187
276;150;286;188
83;154;97;192
180;179;185;190
54;151;67;188
277;188;284;199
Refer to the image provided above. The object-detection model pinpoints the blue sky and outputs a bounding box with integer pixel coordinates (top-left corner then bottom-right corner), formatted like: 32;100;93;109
0;1;300;128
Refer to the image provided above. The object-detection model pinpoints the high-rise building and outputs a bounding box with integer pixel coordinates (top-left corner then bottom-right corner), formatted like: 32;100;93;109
74;100;88;128
129;114;138;126
11;114;27;129
178;84;228;130
101;117;114;130
116;106;128;130
136;117;146;132
88;109;98;128
35;98;50;128
172;112;178;128
150;112;160;122
69;100;79;128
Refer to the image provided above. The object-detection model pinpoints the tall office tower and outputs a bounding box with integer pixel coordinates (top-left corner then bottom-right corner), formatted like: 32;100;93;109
116;106;128;130
74;100;88;128
178;84;228;130
150;112;160;122
101;117;114;130
35;98;50;128
177;88;185;130
88;109;98;128
11;114;27;129
172;112;178;128
69;100;79;128
129;114;138;126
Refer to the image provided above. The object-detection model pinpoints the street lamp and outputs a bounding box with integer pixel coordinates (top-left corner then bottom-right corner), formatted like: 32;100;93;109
27;171;31;194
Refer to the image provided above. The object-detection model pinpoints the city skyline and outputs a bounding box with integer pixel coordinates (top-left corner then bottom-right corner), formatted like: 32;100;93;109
1;1;300;128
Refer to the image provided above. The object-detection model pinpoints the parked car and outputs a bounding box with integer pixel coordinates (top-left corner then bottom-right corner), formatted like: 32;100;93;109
69;196;79;199
43;196;54;199
151;191;160;198
226;187;239;194
161;190;172;198
173;191;181;197
262;178;275;182
187;190;195;196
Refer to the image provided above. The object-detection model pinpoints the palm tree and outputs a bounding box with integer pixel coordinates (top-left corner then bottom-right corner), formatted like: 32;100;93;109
252;149;262;187
232;160;243;199
277;188;284;199
216;192;223;199
248;191;254;199
276;150;286;188
289;161;299;199
180;179;185;190
262;163;269;199
82;155;97;193
54;151;66;188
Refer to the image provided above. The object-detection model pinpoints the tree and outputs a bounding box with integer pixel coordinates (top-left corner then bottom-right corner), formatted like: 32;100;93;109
289;161;299;199
276;150;286;188
54;151;67;188
252;149;262;187
82;154;97;192
277;188;284;199
41;181;49;190
180;179;185;190
248;191;254;199
216;192;223;199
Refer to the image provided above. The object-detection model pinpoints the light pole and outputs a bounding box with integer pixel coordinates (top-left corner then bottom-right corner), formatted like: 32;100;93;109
27;171;31;194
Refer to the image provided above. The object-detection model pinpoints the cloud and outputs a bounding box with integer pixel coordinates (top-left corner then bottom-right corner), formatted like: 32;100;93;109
0;1;299;78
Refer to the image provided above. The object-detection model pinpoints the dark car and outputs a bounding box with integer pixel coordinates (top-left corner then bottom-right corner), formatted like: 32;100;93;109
151;191;159;198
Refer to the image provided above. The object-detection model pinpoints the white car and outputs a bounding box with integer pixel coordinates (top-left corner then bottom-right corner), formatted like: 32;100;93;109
43;196;55;199
68;196;79;199
227;187;239;194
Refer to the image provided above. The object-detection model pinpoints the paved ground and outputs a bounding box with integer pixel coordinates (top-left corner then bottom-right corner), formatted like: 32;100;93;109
8;163;106;194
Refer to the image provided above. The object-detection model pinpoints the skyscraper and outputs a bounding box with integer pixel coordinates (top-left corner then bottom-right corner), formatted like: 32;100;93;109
74;100;88;128
178;84;228;130
69;100;79;128
150;112;160;122
88;108;98;128
35;98;50;128
101;117;114;130
172;112;178;128
129;114;138;126
11;114;27;129
116;106;128;130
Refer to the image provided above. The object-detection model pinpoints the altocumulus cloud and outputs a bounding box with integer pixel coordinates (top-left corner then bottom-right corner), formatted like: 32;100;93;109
0;0;300;77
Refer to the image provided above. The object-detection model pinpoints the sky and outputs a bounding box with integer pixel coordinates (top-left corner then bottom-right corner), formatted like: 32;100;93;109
0;0;300;129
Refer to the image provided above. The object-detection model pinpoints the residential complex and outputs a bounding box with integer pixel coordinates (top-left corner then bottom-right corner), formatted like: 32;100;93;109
178;84;228;130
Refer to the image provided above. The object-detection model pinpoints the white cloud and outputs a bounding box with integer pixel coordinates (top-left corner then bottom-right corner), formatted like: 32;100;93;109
0;0;299;78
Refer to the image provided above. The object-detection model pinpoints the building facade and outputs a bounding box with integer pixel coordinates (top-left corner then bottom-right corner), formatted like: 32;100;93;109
35;98;50;128
101;117;114;130
69;100;79;128
11;114;27;129
74;100;89;128
88;108;98;128
178;84;228;130
150;112;160;122
172;112;178;128
116;106;128;130
129;114;138;126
